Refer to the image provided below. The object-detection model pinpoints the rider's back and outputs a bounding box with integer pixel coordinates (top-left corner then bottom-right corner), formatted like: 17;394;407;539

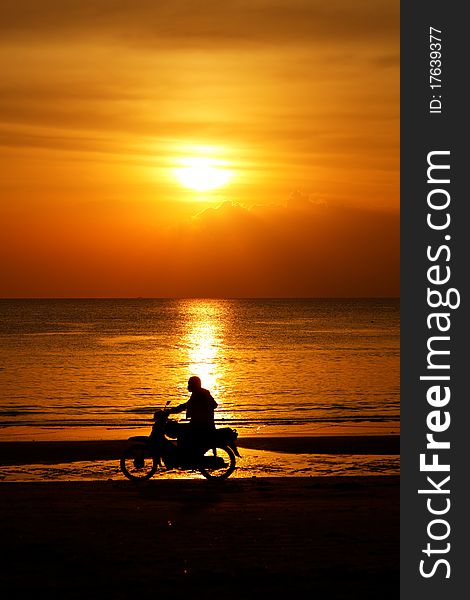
186;388;218;430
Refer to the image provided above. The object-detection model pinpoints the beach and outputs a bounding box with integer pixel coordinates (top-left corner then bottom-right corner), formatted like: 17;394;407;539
0;434;399;465
0;435;399;598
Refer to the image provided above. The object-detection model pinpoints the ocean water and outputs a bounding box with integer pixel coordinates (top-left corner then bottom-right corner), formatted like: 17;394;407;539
0;298;399;441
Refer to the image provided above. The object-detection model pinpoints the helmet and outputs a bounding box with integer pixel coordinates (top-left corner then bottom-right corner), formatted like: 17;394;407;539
187;375;202;391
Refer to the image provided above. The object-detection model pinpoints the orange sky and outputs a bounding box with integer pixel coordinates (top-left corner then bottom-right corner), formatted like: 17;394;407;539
0;0;399;298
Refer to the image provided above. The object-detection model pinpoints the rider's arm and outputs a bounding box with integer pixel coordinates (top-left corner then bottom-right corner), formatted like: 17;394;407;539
168;403;187;414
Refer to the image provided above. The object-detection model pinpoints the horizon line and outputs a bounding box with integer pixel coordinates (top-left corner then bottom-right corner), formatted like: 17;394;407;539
0;296;400;301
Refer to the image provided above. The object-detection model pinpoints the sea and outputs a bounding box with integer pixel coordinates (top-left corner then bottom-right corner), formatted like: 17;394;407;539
0;298;399;441
0;298;400;479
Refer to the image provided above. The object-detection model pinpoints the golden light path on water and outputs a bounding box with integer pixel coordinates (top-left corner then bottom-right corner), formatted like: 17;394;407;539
186;321;219;391
182;300;228;403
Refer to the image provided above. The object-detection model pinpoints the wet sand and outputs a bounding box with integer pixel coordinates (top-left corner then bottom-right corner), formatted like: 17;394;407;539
0;436;399;597
0;434;399;465
0;476;399;599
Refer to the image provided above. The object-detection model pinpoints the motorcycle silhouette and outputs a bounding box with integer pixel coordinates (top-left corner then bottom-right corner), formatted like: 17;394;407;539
120;404;240;481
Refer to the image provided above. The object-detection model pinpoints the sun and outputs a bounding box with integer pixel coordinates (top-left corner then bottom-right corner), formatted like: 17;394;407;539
173;157;233;192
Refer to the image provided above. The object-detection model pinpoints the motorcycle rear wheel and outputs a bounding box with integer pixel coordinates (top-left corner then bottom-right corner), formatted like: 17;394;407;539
198;445;236;480
120;444;158;481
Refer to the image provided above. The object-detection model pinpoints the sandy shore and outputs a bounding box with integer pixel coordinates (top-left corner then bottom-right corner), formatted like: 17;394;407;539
0;476;399;599
0;434;399;465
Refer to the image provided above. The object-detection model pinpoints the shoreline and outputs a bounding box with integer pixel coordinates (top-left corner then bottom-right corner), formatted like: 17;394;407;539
0;434;399;466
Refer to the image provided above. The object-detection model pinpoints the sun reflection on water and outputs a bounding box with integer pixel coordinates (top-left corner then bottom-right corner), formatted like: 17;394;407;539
181;300;228;398
187;321;219;391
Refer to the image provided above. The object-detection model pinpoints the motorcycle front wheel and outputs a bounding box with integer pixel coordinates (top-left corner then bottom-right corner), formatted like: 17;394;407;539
120;444;158;481
198;445;236;480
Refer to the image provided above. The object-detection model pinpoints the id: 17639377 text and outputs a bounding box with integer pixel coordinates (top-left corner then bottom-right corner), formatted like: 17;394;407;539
429;26;443;114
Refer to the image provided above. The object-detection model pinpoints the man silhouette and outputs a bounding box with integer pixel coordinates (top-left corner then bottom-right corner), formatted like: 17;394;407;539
168;376;218;457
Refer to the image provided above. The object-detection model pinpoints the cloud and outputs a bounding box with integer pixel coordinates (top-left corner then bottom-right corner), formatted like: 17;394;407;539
1;1;399;48
163;199;399;297
0;194;398;297
0;1;399;297
0;0;399;191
